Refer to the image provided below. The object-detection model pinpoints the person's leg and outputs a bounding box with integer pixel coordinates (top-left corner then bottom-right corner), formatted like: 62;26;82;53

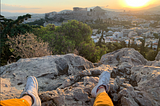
22;95;33;106
93;86;113;106
0;76;41;106
0;95;31;106
91;71;114;106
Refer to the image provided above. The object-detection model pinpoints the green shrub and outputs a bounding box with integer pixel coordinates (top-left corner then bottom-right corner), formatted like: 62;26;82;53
146;50;158;61
48;33;75;54
33;20;107;63
79;42;106;62
55;20;92;46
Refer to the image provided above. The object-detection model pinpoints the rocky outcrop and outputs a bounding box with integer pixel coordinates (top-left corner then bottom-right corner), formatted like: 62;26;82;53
0;54;94;92
155;51;160;61
1;48;160;106
100;48;147;66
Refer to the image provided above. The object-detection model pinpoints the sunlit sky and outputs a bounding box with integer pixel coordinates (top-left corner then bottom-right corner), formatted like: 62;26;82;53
1;0;160;13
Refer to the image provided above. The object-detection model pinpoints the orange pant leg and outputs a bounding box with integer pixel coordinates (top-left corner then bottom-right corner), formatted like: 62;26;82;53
94;92;114;106
0;98;30;106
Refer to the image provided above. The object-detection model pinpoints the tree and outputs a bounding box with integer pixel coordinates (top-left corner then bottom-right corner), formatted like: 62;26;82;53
55;20;92;47
97;28;101;34
97;30;105;47
0;14;32;66
150;42;153;49
153;33;159;38
78;41;106;62
128;40;131;47
27;18;45;26
146;50;157;61
120;41;127;48
139;37;146;57
49;33;75;54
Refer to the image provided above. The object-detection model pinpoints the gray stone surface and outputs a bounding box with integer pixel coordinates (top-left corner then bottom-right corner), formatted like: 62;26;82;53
100;48;147;66
1;48;160;106
0;54;94;91
155;51;160;61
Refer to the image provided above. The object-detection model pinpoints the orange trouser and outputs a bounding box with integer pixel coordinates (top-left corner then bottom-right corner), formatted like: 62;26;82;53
0;98;30;106
94;92;114;106
0;92;113;106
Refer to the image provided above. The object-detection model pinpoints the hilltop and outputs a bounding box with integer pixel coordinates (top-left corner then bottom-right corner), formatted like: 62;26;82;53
1;48;160;106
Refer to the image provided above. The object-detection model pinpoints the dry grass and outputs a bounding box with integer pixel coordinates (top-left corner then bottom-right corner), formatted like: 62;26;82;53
7;33;52;58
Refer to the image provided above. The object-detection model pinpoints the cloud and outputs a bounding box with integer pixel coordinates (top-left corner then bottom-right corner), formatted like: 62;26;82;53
2;4;41;10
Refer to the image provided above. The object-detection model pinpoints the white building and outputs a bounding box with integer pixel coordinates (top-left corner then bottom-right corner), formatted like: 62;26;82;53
92;29;98;35
135;40;142;45
142;31;151;37
106;31;114;36
113;32;123;38
91;36;99;43
122;29;134;37
128;31;138;38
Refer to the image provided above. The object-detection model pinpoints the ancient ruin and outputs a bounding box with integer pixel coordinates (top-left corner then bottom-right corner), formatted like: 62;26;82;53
44;6;107;26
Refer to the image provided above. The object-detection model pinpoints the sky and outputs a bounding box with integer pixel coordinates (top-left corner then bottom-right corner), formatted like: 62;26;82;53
1;0;160;13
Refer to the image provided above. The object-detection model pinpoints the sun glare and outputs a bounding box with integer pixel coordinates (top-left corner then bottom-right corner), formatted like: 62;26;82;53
125;0;150;8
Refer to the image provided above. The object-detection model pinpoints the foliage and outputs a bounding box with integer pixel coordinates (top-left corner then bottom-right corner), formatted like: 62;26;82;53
33;24;56;41
59;17;65;22
0;14;32;66
89;23;109;32
146;50;157;61
33;24;75;54
32;24;75;54
106;42;123;52
120;41;127;48
6;33;52;58
139;37;146;58
26;18;45;26
48;33;75;54
33;20;106;62
97;29;101;34
97;30;105;47
55;20;92;47
153;33;159;38
1;14;32;38
79;42;106;62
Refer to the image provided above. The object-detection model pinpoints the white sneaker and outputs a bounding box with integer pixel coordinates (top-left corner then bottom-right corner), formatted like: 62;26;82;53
91;71;110;97
20;76;41;106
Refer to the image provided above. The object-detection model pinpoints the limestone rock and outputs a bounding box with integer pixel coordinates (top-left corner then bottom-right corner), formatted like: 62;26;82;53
0;54;94;91
1;48;160;106
152;61;160;67
155;51;160;61
131;66;160;106
0;78;22;100
100;48;147;66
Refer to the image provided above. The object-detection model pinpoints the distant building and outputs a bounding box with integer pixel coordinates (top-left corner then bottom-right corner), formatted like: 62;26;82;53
44;6;107;26
138;23;150;28
73;7;87;11
113;32;123;38
128;31;138;38
106;31;114;36
122;29;133;37
142;31;151;37
92;29;98;35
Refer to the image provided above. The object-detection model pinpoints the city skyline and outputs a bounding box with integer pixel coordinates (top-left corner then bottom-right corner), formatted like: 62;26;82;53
1;0;160;13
